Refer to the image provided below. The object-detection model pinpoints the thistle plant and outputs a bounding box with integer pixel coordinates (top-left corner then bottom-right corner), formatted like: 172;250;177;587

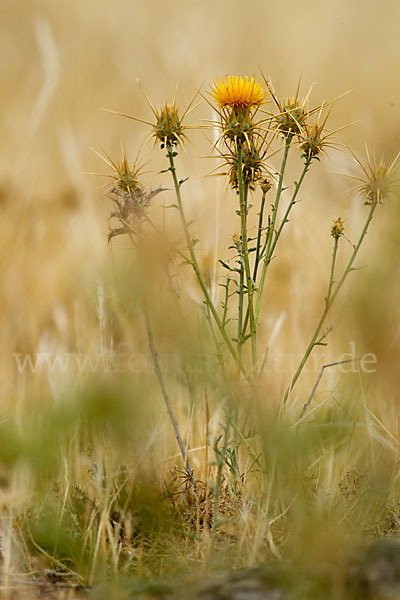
101;72;399;486
208;75;271;374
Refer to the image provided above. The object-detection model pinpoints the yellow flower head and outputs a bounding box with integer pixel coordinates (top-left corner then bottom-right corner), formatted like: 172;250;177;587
210;75;268;111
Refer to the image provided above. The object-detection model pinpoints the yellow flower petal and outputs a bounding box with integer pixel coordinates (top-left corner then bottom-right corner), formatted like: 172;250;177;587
210;75;268;110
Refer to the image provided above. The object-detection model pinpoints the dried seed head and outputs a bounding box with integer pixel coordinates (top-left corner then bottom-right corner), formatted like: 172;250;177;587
347;148;400;205
331;217;344;239
98;149;165;241
108;185;165;242
364;165;393;205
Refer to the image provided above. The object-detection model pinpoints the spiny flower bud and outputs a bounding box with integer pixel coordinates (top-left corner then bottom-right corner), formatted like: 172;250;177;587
209;75;269;145
232;232;240;245
155;103;184;148
260;177;272;194
276;98;306;137
115;160;141;195
300;124;323;160
224;108;255;143
331;217;344;238
228;140;265;191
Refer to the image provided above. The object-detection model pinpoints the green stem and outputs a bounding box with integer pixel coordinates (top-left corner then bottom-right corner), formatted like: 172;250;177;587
166;146;249;380
252;189;267;283
255;136;292;325
205;304;226;376
237;250;244;357
267;158;312;270
222;277;231;329
327;236;339;303
237;141;257;374
283;201;377;404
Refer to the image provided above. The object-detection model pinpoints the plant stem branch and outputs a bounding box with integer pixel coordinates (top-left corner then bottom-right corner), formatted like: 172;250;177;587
252;189;267;283
299;358;360;420
255;136;292;325
267;157;312;268
237;251;244;358
283;201;377;404
327;235;339;303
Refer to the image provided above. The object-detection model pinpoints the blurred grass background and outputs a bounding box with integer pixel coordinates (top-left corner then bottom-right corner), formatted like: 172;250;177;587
1;0;400;595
